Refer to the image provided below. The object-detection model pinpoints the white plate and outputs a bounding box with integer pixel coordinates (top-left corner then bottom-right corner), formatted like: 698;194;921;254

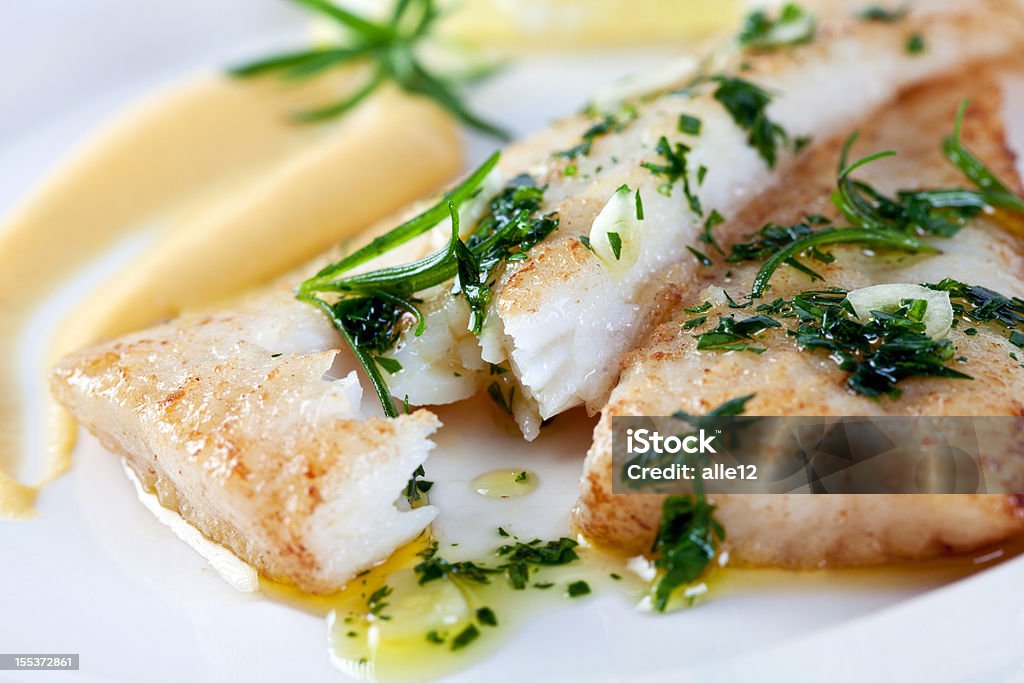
3;3;1024;682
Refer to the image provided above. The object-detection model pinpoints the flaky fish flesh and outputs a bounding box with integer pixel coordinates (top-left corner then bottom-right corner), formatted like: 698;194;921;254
575;70;1024;564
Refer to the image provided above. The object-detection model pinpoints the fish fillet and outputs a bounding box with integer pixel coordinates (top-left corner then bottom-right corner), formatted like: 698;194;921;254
575;69;1024;564
51;290;439;593
376;0;1024;438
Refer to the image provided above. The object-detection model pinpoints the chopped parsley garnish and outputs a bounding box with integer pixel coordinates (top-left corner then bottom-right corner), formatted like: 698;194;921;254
738;3;816;49
404;465;433;503
789;289;971;397
683;316;707;330
230;0;506;138
701;210;726;254
566;580;591;598
927;278;1024;350
414;542;497;585
426;630;446;644
298;153;558;417
643;137;702;212
515;471;529;483
712;76;791;168
678;114;703;136
696;315;782;353
555;103;638;160
1010;332;1024;348
905;32;925;54
652;495;724;612
476;607;498;626
495;538;580;589
858;5;909;22
687;247;713;267
607;232;623;260
367;585;392;617
487;381;515;414
450;624;480;651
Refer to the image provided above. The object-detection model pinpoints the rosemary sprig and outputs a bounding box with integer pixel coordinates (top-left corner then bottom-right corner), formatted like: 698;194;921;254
231;0;508;139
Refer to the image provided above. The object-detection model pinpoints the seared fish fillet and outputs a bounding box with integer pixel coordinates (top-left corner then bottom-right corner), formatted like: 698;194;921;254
51;291;439;593
575;70;1024;564
378;0;1024;437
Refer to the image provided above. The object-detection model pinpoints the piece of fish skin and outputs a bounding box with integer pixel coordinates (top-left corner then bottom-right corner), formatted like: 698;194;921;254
51;290;439;594
575;70;1024;564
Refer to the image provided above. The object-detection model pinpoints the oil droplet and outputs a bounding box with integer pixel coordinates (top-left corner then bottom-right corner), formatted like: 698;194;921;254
471;469;538;499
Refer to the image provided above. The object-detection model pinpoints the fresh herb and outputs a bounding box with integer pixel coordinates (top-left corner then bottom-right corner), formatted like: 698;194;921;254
683;316;707;330
652;494;724;612
678;114;703;136
374;356;403;374
367;585;392;617
496;538;580;590
643;137;702;213
515;471;529;483
556;104;638;160
450;624;480;651
610;573;622;581
299;154;558;417
405;465;434;502
905;32;925;54
476;607;498;626
635;189;645;220
687;247;713;267
414;543;497;585
964;327;978;336
1010;332;1024;348
701;210;726;254
578;235;595;253
533;582;555;589
684;301;714;314
696;315;781;353
728;221;833;283
607;232;623;260
943;101;1024;213
927;278;1024;351
712;76;791;168
738;3;816;49
791;290;971;397
858;5;909;22
751;228;933;298
426;630;446;644
487;381;515;414
833;134;987;238
230;0;507;138
566;580;591;598
497;526;510;537
298;153;499;417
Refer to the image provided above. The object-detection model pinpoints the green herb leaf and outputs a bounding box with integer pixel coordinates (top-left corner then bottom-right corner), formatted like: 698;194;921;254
652;495;724;612
696;315;781;353
607;232;623;260
678;114;703;136
858;5;909;22
566;580;591;598
450;624;480;651
231;0;508;139
905;32;925;54
943;101;1024;214
712;76;791;168
739;3;817;49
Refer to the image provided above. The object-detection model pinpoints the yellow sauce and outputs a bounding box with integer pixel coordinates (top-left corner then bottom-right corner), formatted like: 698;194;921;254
0;71;461;517
262;533;649;682
261;530;1024;681
471;468;539;498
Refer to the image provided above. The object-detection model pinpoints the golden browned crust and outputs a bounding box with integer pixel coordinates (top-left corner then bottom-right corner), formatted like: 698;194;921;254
576;67;1024;564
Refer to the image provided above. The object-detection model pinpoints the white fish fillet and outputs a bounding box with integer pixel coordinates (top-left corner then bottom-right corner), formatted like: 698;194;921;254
575;70;1024;564
51;290;439;593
